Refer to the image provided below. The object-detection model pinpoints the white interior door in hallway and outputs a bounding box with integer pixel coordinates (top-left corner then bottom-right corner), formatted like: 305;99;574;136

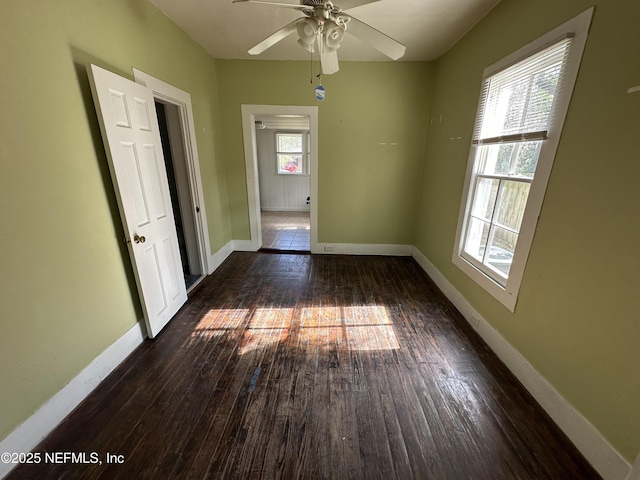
87;64;187;338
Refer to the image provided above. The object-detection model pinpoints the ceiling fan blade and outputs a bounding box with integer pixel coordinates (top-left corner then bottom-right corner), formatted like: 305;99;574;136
318;36;340;75
337;0;381;10
343;14;406;60
320;49;339;74
233;0;310;11
247;20;300;55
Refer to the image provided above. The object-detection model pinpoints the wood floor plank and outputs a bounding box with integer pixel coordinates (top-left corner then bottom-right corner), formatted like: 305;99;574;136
7;252;601;480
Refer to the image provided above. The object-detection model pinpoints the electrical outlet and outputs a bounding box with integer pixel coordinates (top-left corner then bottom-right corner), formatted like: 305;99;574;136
323;245;333;252
469;315;480;328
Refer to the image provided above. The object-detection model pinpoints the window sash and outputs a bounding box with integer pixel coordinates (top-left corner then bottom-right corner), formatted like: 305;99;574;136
472;130;547;146
473;36;573;142
459;36;572;287
276;132;307;175
276;133;303;153
451;8;592;311
462;173;532;284
277;153;303;174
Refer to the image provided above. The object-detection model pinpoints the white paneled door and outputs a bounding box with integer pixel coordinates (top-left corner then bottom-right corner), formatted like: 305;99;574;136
87;64;187;338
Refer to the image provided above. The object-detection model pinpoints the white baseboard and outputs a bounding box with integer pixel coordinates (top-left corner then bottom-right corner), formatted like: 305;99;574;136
232;239;258;252
411;247;631;480
627;453;640;480
233;238;412;257
312;242;412;256
260;207;310;212
208;240;234;274
0;322;146;480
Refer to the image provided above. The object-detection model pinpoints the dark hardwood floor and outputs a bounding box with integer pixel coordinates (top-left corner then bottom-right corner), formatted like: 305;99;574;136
8;252;600;479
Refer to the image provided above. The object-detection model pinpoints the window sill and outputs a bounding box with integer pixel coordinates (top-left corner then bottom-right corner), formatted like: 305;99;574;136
452;253;518;312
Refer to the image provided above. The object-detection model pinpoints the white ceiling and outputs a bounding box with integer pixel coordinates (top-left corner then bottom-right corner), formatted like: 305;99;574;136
150;0;502;62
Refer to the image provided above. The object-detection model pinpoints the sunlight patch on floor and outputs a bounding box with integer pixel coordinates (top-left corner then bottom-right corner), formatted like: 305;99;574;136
191;305;399;352
301;305;399;351
239;307;293;355
189;308;251;345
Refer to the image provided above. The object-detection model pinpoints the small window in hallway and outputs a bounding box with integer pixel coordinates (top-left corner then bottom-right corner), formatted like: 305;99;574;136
276;132;307;174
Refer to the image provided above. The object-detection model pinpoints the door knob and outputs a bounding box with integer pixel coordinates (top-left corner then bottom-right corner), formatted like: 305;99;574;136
134;234;146;244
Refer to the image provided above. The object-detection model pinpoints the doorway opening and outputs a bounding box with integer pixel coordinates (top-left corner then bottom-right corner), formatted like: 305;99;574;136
241;105;319;253
255;114;311;252
155;102;202;289
133;68;213;293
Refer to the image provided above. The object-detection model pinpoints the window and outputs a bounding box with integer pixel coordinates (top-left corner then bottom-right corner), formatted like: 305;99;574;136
463;39;570;282
276;132;308;174
452;9;592;311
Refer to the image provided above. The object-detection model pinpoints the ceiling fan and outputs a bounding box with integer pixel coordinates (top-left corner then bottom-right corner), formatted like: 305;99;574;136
232;0;406;75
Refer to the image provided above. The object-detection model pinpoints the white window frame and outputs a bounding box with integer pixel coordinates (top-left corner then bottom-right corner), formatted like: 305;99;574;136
452;8;593;312
275;131;308;175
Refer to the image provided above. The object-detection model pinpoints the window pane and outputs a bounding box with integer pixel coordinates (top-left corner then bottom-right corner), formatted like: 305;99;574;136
471;177;499;221
463;217;490;261
485;227;518;276
478;144;514;176
278;154;302;173
495;180;530;232
513;141;541;178
478;141;541;178
277;134;302;153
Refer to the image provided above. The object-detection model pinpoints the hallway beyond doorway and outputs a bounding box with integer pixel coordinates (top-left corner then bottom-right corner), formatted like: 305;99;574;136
261;211;310;251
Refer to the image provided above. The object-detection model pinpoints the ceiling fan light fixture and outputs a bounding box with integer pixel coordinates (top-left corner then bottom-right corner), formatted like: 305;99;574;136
298;39;316;53
236;0;406;76
323;20;345;50
297;17;318;46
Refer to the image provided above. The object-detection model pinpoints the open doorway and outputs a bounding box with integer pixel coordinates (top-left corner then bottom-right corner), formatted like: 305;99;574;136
241;105;319;253
156;102;202;288
255;115;310;252
133;69;213;290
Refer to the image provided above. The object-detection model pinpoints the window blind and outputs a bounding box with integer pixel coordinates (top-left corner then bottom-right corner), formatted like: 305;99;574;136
473;35;574;143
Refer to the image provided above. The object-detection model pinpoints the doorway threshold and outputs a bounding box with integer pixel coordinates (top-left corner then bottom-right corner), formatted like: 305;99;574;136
186;275;205;294
259;248;311;255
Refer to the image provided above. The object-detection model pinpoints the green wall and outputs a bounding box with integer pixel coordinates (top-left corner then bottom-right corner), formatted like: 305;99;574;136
215;60;434;244
0;0;230;441
2;0;637;468
414;0;640;462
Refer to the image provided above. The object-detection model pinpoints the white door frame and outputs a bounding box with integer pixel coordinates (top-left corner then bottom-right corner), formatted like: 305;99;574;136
240;104;319;252
88;64;188;338
133;69;213;275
